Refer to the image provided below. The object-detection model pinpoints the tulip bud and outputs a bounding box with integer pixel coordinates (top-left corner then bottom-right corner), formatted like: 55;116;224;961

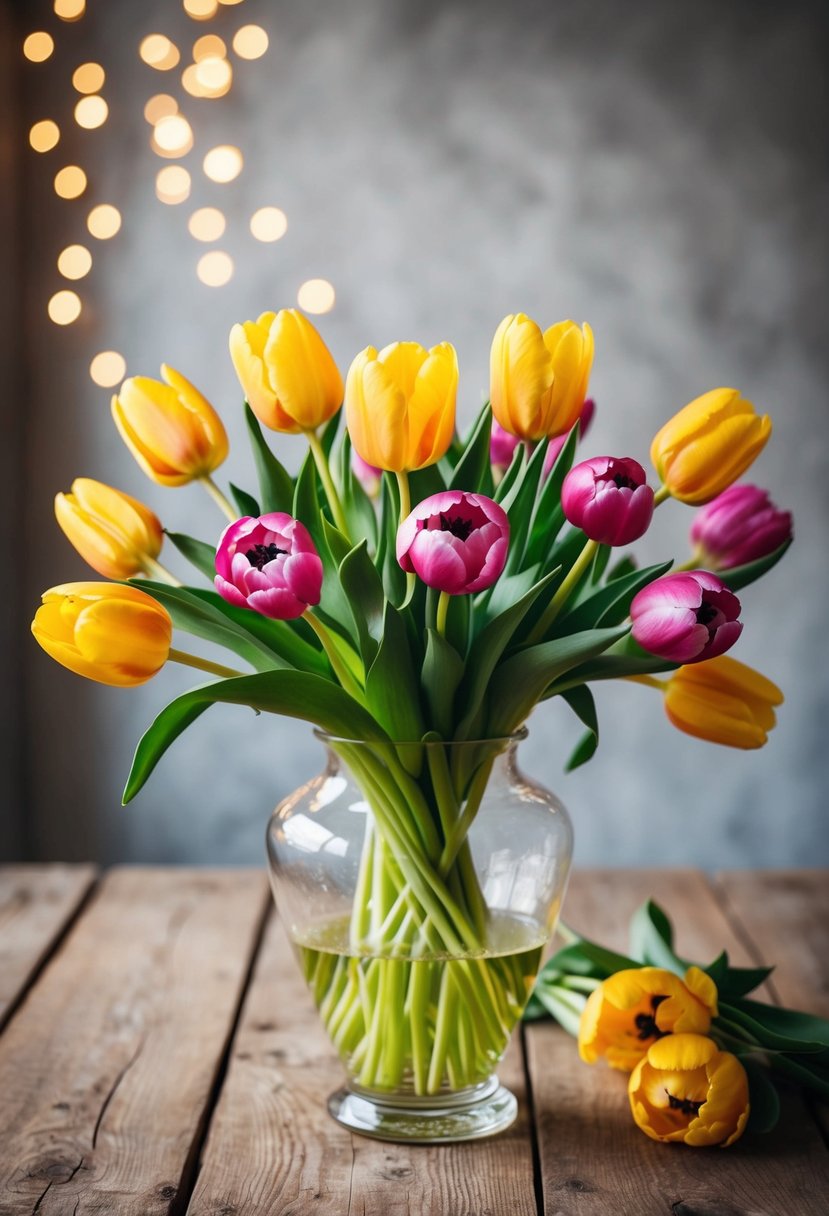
55;478;164;580
215;513;323;620
112;365;228;487
396;490;509;595
490;314;594;441
229;309;343;434
579;965;718;1072
562;456;654;546
351;450;382;498
663;655;783;749
690;483;792;570
628;1034;749;1147
490;419;522;473
630;571;742;663
31;582;172;687
345;341;457;473
542;397;596;476
651;388;771;505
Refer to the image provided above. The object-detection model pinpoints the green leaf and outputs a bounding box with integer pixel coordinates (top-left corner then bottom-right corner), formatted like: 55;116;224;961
165;531;217;581
719;539;792;593
559;561;675;633
525;427;579;565
245;403;294;513
561;686;599;771
133;581;285;673
714;961;775;999
319;406;342;457
543;938;640;980
365;602;425;745
501;438;550;576
123;670;386;802
376;475;407;605
606;554;637;582
768;1053;829;1101
565;729;599;771
229;482;260;518
338;540;386;667
719;1001;828;1056
421;628;464;737
736;1000;829;1051
526;982;586;1036
743;1058;781;1133
493;443;526;504
449;400;493;493
590;544;612;584
628;900;685;974
337;430;378;551
185;588;327;674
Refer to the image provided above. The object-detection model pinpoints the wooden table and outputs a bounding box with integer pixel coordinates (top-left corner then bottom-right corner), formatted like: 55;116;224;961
0;867;826;1215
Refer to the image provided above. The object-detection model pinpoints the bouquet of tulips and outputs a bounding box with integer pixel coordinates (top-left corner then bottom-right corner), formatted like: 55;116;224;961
32;309;791;1096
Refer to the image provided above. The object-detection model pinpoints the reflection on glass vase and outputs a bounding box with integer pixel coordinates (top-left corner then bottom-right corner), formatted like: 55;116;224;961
266;730;573;1143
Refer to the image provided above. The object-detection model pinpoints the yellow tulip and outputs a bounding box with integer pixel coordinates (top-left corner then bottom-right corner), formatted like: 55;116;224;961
31;582;172;687
112;365;228;487
55;478;164;580
628;1033;749;1147
664;656;783;749
229;309;343;433
345;341;458;473
578;965;718;1072
651;388;772;505
490;314;594;441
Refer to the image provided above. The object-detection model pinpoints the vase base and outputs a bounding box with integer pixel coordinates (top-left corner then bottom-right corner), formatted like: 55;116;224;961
327;1076;518;1143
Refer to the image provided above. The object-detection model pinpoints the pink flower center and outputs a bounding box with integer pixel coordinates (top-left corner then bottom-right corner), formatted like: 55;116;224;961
696;600;721;628
245;541;287;569
438;512;474;541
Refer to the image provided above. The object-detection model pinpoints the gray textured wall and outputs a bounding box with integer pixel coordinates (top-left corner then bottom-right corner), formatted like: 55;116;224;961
15;0;829;866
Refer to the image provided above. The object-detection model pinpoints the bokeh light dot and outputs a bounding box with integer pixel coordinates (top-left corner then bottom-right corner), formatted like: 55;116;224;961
184;0;219;17
152;114;193;157
193;35;226;61
144;93;178;125
72;62;105;93
23;32;55;62
218;0;244;6
140;35;180;71
195;57;232;94
57;244;92;279
29;120;60;152
232;25;269;59
250;206;287;242
156;165;192;204
54;0;85;21
74;95;108;129
54;165;87;198
90;351;127;387
87;204;121;239
297;278;336;315
203;145;243;183
188;206;226;241
197;251;234;287
48;290;82;325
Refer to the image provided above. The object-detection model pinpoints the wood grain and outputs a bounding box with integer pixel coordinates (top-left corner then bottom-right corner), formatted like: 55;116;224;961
525;868;829;1216
186;911;538;1216
0;864;97;1032
0;867;268;1216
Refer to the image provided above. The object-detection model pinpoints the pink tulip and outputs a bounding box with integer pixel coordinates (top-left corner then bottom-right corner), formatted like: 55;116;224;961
351;450;382;498
397;490;509;594
215;513;323;620
490;419;522;472
543;397;596;476
562;455;654;546
690;484;792;570
630;571;742;663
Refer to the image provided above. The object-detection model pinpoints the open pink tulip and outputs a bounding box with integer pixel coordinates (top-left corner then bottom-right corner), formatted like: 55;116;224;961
630;571;742;663
397;491;509;595
562;456;654;546
215;513;323;620
543;397;596;476
690;484;792;571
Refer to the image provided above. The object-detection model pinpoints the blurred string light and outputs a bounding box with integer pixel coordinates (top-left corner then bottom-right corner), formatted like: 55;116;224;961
58;244;93;280
74;95;108;129
54;165;87;198
193;35;226;60
194;57;232;96
23;32;54;62
233;26;269;60
218;0;245;6
297;279;336;315
139;35;180;71
188;207;226;240
87;204;121;239
29;120;60;152
48;290;82;325
203;145;242;182
156;166;192;205
250;207;287;242
90;351;126;387
72;62;105;93
184;0;219;17
197;251;234;286
152;114;194;158
144;94;178;125
54;0;86;21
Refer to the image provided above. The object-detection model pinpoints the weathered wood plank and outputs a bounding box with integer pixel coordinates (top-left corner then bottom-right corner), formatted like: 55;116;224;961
186;912;538;1216
525;868;829;1215
0;867;269;1216
0;864;98;1031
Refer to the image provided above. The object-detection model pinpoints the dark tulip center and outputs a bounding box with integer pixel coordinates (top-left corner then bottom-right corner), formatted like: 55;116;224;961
634;994;669;1041
439;513;474;541
245;542;286;569
696;601;719;627
666;1091;703;1116
612;473;638;490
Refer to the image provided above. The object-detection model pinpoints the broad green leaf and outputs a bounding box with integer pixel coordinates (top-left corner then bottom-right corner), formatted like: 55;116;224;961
705;953;774;999
606;554;637;582
449;401;494;494
542;938;640;980
338;540;386;667
337;430;378;551
719;1001;828;1056
229;482;260;518
185;588;327;674
502;437;550;576
743;1058;781;1132
123;670;387;802
319;407;342;457
565;730;599;771
244;403;294;513
527;982;586;1036
421;628;464;737
561;686;599;771
365;602;425;746
557;561;674;632
376;475;407;605
524;427;579;565
628;900;685;974
768;1053;829;1101
719;539;792;593
736;999;829;1050
165;531;217;581
494;443;525;504
293;456;356;639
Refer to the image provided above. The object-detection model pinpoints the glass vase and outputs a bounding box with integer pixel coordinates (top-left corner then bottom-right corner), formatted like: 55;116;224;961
266;730;573;1143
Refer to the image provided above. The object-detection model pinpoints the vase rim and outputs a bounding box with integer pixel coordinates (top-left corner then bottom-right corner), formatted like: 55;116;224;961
313;726;529;747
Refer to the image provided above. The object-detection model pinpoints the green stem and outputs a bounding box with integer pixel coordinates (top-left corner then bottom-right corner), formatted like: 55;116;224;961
395;470;417;603
168;648;243;680
626;674;668;691
303;612;366;702
141;555;182;586
200;475;238;523
307;429;350;538
527;537;599;642
436;590;450;638
653;483;671;506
